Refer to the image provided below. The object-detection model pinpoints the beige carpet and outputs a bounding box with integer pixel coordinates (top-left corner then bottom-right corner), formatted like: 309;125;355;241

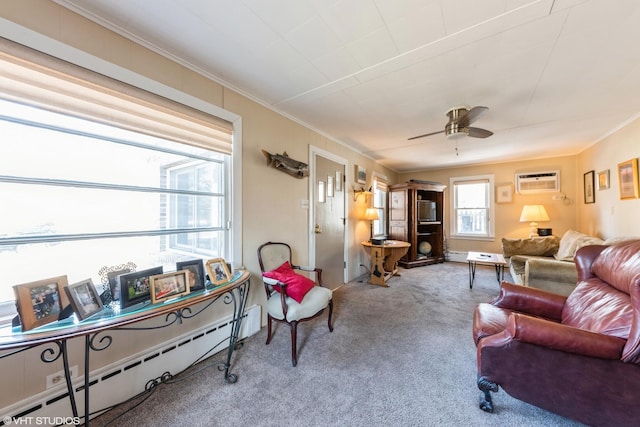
92;261;585;427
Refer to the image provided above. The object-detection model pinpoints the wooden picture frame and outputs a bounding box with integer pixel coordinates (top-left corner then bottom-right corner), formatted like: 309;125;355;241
150;270;190;304
119;266;163;309
13;275;70;331
584;170;595;204
355;164;366;184
176;259;205;292
597;169;610;190
617;159;639;199
65;278;104;321
495;183;513;203
205;258;232;286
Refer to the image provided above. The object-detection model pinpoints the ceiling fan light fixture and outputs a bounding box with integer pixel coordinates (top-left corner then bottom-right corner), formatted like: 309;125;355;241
445;122;468;139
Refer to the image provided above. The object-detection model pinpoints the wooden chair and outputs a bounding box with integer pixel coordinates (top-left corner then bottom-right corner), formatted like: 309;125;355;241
257;242;334;366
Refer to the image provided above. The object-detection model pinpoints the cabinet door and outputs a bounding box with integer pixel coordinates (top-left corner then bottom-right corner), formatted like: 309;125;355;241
389;190;407;241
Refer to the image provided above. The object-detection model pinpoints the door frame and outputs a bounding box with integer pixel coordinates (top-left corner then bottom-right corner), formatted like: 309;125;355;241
308;146;348;284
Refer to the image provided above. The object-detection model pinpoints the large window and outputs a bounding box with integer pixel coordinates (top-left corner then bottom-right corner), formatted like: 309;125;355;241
0;99;230;303
0;40;234;305
450;175;494;239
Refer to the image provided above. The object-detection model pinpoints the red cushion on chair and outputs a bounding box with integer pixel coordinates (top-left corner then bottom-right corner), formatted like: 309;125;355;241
262;261;315;303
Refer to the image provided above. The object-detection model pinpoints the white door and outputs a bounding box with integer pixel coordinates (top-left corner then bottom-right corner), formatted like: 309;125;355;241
311;150;346;290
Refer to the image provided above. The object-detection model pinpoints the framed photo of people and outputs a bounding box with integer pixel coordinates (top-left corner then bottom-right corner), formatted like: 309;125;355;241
205;258;232;286
150;270;190;304
65;278;104;321
13;275;70;331
176;259;206;292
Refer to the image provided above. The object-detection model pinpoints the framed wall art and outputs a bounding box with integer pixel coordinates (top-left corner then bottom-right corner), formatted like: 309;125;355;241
205;258;232;286
617;158;639;199
355;164;366;184
150;270;190;304
583;170;595;204
119;266;163;309
495;183;513;203
597;169;610;190
176;259;205;292
65;278;104;321
13;275;70;331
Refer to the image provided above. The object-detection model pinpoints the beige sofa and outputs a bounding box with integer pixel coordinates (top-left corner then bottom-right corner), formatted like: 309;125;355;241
501;230;605;296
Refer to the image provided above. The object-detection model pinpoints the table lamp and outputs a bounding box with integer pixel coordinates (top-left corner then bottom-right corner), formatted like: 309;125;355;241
364;208;379;241
519;204;549;238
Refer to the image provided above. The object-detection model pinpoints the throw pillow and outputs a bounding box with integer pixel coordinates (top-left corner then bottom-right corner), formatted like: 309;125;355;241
262;261;315;303
555;230;587;261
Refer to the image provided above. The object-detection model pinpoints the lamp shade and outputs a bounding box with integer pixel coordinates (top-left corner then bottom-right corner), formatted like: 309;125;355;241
364;208;380;221
519;205;549;222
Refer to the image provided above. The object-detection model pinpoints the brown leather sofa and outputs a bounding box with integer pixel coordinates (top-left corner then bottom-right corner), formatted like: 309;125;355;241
473;239;640;426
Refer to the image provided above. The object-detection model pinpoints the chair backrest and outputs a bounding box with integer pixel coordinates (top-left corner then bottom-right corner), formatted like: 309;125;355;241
562;240;640;361
257;242;293;274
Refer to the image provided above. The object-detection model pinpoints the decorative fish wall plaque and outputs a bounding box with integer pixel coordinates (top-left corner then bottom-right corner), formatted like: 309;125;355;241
262;149;309;179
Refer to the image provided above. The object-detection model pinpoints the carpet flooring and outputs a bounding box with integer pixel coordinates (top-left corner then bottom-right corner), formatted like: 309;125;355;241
93;262;585;427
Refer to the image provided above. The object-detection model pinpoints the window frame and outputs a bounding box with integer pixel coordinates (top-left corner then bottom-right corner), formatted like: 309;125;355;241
371;173;389;238
449;174;495;240
0;32;243;315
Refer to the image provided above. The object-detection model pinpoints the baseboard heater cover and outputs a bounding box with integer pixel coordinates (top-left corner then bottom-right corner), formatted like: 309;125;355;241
1;304;261;423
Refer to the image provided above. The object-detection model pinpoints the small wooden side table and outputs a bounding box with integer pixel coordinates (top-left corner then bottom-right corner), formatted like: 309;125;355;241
361;240;411;287
466;251;507;289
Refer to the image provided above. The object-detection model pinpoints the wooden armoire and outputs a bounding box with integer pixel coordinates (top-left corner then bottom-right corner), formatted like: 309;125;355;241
388;180;446;268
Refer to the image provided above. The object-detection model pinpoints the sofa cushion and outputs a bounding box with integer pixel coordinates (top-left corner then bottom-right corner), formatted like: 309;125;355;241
501;236;559;258
562;278;633;339
592;240;640;294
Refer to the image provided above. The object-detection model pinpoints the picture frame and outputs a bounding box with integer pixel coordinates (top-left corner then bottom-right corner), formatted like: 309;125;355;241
355;164;366;184
65;278;104;321
98;261;136;304
597;169;610;190
618;159;639;199
150;270;190;304
176;259;205;292
584;170;595;204
13;275;70;332
119;266;163;309
495;183;513;203
205;258;232;286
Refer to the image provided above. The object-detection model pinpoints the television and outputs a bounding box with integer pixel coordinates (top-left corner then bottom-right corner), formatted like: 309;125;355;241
417;200;437;222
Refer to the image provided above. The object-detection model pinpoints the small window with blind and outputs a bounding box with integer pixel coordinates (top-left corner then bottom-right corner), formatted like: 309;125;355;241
449;175;495;239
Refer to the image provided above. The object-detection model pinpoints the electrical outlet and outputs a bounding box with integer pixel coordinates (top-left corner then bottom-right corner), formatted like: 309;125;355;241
46;365;78;388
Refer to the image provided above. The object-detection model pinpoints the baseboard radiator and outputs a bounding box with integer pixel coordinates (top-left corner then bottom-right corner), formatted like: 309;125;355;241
1;304;261;424
447;251;468;263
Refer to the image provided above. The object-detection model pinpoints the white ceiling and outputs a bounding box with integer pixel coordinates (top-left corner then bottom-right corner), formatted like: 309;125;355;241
54;0;640;172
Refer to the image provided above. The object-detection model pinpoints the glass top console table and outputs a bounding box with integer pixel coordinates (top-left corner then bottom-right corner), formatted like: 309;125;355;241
0;269;251;426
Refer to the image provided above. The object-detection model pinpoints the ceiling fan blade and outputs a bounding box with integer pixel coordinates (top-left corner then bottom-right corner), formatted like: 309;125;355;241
408;130;445;140
467;127;493;138
456;106;489;127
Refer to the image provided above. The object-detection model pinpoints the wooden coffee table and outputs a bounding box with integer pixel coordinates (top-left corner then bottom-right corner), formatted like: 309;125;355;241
466;251;507;289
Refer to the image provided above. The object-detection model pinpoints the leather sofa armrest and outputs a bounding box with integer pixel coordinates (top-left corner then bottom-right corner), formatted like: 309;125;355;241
525;258;577;295
492;282;566;321
574;244;608;281
506;313;625;359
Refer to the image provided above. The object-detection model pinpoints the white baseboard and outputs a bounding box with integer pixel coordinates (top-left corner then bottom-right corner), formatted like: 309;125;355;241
1;304;261;424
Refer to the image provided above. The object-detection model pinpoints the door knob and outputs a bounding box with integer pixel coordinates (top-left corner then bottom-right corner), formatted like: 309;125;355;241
315;224;323;234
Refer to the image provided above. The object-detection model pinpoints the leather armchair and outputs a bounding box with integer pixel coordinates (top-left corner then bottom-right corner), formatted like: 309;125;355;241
473;240;640;426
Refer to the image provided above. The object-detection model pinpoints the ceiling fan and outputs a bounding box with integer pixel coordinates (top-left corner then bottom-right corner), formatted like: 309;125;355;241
408;106;493;140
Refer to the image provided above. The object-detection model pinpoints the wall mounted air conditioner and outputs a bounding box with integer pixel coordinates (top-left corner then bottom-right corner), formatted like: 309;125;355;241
515;170;560;194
